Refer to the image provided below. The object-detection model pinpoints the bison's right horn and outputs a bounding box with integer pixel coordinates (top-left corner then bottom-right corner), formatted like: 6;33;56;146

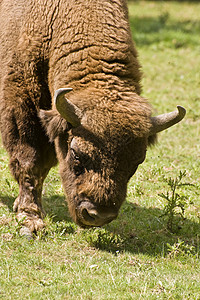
55;88;83;127
149;105;186;135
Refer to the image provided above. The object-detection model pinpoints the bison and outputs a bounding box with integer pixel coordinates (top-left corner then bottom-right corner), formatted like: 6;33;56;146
0;0;185;233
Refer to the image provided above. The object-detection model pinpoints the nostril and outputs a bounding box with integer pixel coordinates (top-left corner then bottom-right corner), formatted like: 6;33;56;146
78;201;118;226
81;208;98;222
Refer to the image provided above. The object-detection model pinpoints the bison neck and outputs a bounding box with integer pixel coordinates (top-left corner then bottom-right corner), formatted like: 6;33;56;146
48;0;142;96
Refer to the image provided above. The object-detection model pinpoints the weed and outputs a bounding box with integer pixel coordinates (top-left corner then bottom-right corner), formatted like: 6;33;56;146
85;228;124;251
159;171;194;232
40;216;77;239
167;239;198;259
159;12;170;26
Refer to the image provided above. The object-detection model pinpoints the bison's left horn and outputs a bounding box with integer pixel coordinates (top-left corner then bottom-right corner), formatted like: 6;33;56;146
55;88;83;127
150;105;186;135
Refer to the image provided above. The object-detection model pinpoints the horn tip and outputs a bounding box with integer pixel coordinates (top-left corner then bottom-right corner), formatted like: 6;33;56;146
177;105;186;119
54;88;73;103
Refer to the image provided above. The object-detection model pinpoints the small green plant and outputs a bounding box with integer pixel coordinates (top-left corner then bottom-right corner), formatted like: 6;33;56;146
41;216;77;239
85;228;124;251
159;171;193;232
159;11;169;26
167;239;197;259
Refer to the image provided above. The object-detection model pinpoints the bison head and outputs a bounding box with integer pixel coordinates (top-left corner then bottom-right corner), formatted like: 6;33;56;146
39;88;185;227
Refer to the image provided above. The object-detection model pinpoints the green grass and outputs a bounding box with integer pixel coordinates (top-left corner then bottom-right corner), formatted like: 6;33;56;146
1;1;200;299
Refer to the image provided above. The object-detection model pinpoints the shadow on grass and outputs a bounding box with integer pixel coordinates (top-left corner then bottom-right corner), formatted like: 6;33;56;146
1;193;199;257
0;195;15;212
129;13;200;47
85;201;200;256
42;195;72;223
43;194;200;256
0;193;71;223
41;196;200;256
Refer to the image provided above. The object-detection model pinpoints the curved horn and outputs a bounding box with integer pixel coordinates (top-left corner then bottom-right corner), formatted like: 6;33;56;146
54;88;82;127
150;105;186;135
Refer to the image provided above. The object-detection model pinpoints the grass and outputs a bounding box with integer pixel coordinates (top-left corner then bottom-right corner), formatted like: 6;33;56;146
1;1;200;299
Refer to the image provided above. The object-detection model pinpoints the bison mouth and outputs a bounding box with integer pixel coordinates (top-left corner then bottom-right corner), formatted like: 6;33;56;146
76;201;118;227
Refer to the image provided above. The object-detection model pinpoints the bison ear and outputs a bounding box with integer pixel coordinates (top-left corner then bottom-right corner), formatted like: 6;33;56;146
39;110;69;142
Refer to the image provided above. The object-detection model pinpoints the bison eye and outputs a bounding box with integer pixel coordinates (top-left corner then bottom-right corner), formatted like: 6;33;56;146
71;148;80;161
70;148;84;176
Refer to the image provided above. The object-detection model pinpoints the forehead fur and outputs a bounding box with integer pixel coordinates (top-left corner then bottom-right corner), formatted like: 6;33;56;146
67;89;152;159
69;88;152;140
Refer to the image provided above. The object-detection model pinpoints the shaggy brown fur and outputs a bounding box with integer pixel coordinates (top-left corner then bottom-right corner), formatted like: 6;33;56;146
0;0;156;231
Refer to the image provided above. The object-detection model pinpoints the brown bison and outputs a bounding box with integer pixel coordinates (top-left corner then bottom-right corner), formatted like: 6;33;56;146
0;0;185;233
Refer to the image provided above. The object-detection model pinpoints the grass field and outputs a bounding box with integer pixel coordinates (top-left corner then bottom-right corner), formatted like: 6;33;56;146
0;1;200;299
